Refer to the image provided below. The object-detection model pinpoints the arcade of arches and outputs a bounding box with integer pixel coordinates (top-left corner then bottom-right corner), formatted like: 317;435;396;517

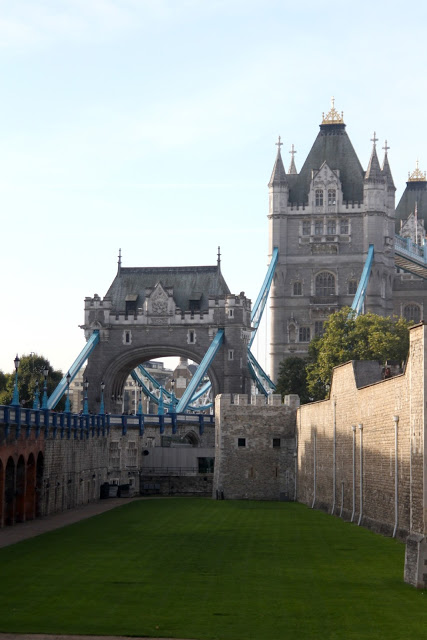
0;446;44;527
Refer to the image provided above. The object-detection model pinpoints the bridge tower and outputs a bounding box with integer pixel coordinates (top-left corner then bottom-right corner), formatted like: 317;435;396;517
268;100;396;381
81;252;253;413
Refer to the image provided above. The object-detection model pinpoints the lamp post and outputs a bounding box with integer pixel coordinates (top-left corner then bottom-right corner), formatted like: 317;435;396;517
137;386;143;416
157;387;164;415
100;381;105;415
11;354;20;406
170;378;176;414
83;378;89;415
41;365;49;410
65;371;71;413
33;381;40;410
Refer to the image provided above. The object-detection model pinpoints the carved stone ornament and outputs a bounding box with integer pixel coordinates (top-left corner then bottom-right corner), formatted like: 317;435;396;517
151;284;169;315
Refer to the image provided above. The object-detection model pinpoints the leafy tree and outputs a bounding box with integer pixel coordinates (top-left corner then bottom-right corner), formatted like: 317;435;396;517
275;356;310;403
0;354;64;410
306;308;410;400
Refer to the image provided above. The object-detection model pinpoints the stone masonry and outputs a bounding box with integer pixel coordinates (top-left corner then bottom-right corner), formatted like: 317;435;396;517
213;393;298;501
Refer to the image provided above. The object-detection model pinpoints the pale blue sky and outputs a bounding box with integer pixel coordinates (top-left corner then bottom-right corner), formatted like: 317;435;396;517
1;0;426;374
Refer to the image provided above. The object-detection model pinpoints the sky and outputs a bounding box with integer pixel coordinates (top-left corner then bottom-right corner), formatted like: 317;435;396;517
1;0;427;376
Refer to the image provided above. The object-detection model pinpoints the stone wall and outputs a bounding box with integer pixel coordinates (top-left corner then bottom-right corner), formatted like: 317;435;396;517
297;323;427;587
0;421;215;522
213;393;298;501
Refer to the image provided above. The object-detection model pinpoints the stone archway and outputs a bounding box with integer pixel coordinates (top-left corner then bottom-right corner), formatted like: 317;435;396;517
5;457;15;526
82;269;253;414
15;455;26;523
25;453;36;521
86;344;225;414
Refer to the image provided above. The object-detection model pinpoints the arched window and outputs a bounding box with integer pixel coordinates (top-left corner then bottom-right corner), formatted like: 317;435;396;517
293;281;302;296
315;272;336;296
348;280;358;295
328;189;336;205
403;304;421;324
315;189;323;206
299;327;311;342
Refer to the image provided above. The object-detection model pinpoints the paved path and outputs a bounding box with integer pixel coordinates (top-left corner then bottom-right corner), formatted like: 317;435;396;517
0;497;143;549
0;635;194;640
0;499;195;640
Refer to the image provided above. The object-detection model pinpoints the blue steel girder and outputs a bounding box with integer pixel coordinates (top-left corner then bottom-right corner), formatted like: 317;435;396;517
351;244;374;317
132;368;213;411
394;234;427;279
47;331;100;410
247;350;276;396
176;329;224;413
249;247;279;348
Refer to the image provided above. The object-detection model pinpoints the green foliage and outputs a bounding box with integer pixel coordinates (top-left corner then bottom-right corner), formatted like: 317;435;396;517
0;354;64;409
306;308;410;400
276;356;310;403
0;499;425;640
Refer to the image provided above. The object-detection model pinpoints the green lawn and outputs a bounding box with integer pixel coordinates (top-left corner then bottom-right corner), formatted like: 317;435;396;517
0;498;425;640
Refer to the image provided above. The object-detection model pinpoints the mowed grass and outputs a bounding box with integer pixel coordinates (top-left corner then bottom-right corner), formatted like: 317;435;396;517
0;499;425;640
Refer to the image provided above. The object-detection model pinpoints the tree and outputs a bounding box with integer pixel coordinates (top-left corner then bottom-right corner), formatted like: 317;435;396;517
275;356;310;404
0;354;64;410
306;308;410;400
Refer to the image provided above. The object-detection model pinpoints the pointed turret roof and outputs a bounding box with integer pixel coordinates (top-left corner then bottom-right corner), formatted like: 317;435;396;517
381;141;395;189
268;136;288;187
364;133;384;182
288;144;297;175
395;160;427;232
286;107;364;204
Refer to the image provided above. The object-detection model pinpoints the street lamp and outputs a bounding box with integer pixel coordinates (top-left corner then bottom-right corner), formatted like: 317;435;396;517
137;386;143;416
65;371;71;413
41;365;49;410
83;378;89;415
157;387;164;415
100;381;105;415
11;354;20;406
170;378;176;414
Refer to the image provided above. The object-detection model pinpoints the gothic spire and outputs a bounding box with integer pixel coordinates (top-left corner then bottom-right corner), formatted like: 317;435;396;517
364;132;383;181
381;140;395;190
268;136;288;187
117;248;122;276
288;144;297;174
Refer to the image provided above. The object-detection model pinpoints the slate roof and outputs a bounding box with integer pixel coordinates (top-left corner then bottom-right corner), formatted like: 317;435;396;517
395;180;427;232
364;145;384;182
286;123;365;204
105;265;230;313
268;148;287;187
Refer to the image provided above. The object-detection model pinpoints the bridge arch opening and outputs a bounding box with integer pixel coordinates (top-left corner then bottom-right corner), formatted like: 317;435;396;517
89;346;219;414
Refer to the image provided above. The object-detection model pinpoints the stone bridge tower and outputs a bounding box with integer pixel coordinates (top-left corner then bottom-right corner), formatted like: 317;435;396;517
81;252;253;413
268;100;396;381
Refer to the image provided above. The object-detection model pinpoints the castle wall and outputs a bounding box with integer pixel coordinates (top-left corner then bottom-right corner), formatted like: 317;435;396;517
0;422;215;521
296;324;426;541
213;394;297;501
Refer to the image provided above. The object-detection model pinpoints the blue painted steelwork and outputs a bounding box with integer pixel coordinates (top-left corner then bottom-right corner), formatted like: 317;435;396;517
47;330;100;410
131;367;213;411
394;233;427;279
176;329;224;413
247;351;276;396
351;244;374;316
249;247;279;348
